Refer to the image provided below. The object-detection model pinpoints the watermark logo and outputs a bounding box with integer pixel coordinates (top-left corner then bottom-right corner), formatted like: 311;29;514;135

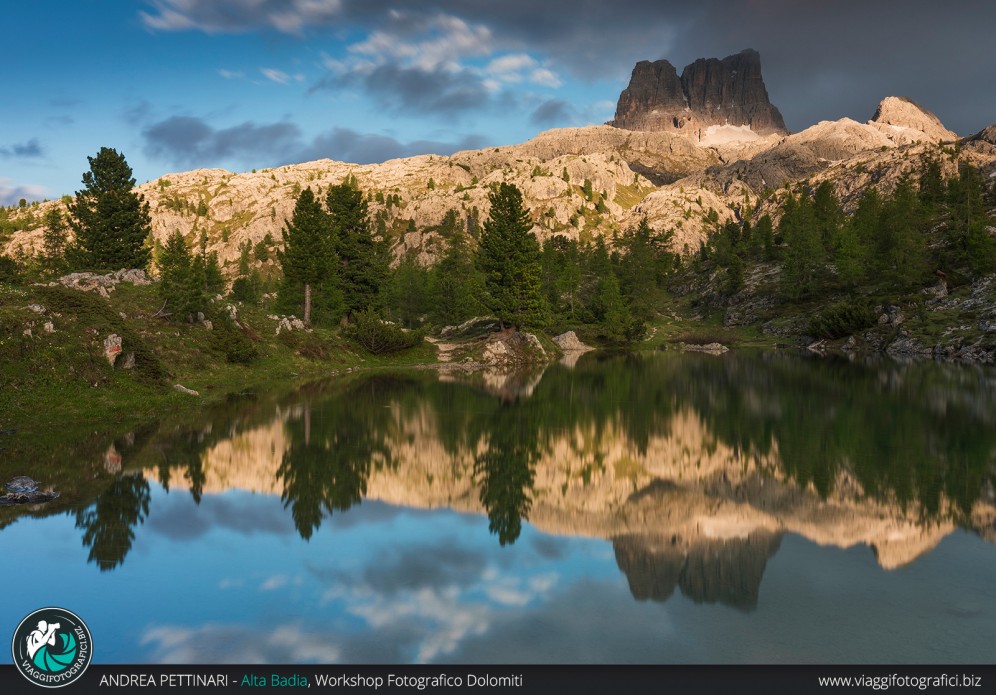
11;608;92;688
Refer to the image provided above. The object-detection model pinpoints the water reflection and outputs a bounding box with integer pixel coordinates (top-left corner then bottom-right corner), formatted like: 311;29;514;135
5;352;995;608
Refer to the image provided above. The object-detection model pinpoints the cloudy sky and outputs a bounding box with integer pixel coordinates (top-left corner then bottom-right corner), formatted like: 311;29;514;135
3;1;994;205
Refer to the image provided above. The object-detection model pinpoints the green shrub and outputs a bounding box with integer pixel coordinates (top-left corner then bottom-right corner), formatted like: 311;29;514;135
345;307;423;354
210;314;258;364
229;276;259;304
807;300;876;339
0;255;22;284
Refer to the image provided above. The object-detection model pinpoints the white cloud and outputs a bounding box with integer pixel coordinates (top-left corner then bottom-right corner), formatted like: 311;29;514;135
141;0;343;35
486;53;537;79
349;13;493;72
141;623;342;663
260;574;288;590
261;68;292;84
0;178;47;206
218;68;244;80
530;67;562;88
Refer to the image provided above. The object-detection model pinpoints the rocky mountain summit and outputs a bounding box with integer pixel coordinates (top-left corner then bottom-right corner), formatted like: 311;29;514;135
2;62;991;282
611;49;787;136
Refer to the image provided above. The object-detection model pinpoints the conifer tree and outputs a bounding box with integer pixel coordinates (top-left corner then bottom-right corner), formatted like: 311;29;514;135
327;180;388;320
157;231;204;320
387;256;431;329
779;192;826;300
41;208;69;276
618;218;662;321
278;187;337;325
476;182;547;329
68;147;151;271
430;233;485;326
876;179;928;291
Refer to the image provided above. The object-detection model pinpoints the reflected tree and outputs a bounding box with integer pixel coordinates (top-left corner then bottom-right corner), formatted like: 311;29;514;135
473;405;539;546
277;377;404;540
74;474;151;571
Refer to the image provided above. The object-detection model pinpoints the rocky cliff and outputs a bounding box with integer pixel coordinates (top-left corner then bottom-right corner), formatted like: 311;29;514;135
612;49;787;136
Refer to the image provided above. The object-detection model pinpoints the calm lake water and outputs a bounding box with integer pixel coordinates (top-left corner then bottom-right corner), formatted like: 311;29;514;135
2;351;995;664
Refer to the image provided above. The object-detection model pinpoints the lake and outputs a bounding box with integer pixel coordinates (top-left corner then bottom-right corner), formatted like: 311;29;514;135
2;351;994;663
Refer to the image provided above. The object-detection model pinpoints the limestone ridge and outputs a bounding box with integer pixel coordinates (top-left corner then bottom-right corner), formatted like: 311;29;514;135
611;49;787;136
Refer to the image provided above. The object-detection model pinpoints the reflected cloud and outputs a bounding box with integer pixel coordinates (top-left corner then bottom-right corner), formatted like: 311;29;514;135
141;624;342;664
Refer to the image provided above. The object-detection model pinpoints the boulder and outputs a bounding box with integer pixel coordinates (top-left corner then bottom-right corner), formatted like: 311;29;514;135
103;334;123;367
553;331;593;352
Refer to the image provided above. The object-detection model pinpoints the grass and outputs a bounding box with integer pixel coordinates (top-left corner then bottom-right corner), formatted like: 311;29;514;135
0;280;436;461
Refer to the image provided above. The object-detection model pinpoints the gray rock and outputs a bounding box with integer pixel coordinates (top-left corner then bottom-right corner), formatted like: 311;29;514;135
173;384;199;396
679;342;729;354
553;331;592;351
103;334;122;367
612;49;786;135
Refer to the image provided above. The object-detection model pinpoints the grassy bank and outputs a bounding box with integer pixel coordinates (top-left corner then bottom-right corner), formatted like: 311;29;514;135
0;280;436;457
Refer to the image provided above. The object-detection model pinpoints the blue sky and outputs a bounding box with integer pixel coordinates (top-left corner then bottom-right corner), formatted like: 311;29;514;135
3;1;994;206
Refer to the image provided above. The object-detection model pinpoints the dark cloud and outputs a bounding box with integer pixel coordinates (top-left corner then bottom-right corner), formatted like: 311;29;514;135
0;180;47;206
530;534;569;560
143;115;303;166
124;100;155;125
531;98;573;125
146;492;296;540
316;63;494;116
140;1;996;134
362;543;488;595
0;138;44;158
300;128;489;164
142;114;488;168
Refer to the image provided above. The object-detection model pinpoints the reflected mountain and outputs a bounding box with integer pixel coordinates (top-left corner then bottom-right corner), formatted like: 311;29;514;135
8;353;993;597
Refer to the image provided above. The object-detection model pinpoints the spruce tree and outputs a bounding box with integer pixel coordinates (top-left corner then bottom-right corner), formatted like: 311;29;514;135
327;181;388;320
278;187;337;325
41;208;69;276
618;218;662;321
430;233;485;326
68;147;151;272
876;179;928;291
779;192;826;300
157;231;204;320
387;256;431;329
476;182;547;329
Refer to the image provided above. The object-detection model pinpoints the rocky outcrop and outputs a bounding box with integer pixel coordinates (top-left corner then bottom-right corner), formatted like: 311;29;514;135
612;49;787;136
552;331;592;352
870;96;957;142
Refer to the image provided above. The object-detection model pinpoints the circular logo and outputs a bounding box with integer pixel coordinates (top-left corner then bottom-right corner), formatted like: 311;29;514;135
11;608;92;688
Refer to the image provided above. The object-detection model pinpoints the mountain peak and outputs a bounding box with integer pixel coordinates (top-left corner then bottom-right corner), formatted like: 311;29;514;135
611;49;787;136
870;96;957;141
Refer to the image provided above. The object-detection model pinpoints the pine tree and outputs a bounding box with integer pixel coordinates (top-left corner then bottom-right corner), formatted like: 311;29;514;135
617;218;660;322
430;233;485;326
779;192;826;300
68;147;151;272
387;256;431;329
918;157;945;210
948;164;996;274
476;182;547;329
327;181;388;320
589;239;632;342
876;179;928;291
278;187;337;325
41;208;69;276
753;213;776;261
157;231;204;320
812;181;843;252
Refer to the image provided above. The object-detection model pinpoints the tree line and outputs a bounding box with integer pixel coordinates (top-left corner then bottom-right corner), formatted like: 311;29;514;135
701;159;996;306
